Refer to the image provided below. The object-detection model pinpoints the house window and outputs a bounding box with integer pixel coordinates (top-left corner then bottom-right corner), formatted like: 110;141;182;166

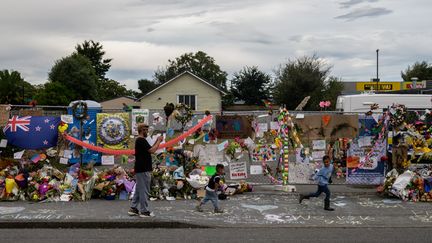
178;95;196;110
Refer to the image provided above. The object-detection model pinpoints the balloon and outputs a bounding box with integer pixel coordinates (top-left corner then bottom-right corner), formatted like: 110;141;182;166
64;115;213;155
5;178;17;194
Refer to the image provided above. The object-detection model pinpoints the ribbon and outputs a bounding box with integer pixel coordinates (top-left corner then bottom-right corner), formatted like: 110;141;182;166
64;115;213;155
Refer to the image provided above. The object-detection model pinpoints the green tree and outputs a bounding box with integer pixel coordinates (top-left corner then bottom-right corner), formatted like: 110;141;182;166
97;79;131;101
49;53;99;100
75;40;112;81
273;55;331;110
323;76;344;110
231;66;272;105
0;70;35;104
401;61;432;81
154;51;228;90
34;82;73;105
138;79;158;96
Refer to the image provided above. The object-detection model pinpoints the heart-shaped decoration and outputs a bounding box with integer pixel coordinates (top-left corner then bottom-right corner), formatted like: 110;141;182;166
322;115;331;126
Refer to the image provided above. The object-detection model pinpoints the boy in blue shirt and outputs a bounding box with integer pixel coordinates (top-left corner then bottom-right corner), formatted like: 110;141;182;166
299;155;335;211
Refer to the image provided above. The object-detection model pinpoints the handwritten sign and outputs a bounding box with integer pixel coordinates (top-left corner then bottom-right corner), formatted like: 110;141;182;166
230;161;247;180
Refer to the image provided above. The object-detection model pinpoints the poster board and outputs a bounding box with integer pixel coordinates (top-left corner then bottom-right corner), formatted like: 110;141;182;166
252;144;277;162
131;109;149;135
230;161;247;180
294;114;358;142
216;115;253;138
288;162;315;184
97;113;130;150
193;144;225;165
346;140;386;185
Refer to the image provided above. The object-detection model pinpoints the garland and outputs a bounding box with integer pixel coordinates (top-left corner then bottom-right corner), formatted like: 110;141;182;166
72;101;88;120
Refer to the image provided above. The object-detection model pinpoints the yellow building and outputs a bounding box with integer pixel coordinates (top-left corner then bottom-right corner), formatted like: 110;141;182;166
138;71;226;112
355;81;426;91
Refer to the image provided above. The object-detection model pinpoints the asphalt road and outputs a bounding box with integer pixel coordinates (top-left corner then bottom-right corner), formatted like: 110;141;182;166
2;228;429;243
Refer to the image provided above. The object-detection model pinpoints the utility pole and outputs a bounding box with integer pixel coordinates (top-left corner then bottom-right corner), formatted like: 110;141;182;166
375;49;380;90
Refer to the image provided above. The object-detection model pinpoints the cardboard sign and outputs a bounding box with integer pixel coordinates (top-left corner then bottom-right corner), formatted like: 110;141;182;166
230;161;247;180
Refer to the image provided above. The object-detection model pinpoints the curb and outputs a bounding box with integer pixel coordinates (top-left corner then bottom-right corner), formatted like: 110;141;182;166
0;220;209;229
249;191;379;196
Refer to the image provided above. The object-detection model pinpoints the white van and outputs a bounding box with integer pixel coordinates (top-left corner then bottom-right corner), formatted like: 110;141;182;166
336;93;432;113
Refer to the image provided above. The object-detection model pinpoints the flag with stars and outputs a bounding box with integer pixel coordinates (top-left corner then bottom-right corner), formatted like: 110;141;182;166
3;116;61;149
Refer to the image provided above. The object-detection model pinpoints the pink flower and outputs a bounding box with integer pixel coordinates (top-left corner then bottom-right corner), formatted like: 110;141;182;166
325;101;331;107
319;101;325;108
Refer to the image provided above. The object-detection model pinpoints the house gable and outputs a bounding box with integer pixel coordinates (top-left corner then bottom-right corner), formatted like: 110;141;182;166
139;72;222;112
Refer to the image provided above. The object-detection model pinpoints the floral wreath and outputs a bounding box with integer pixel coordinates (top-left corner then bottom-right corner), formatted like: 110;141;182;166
174;103;193;128
97;116;129;145
72;101;88;120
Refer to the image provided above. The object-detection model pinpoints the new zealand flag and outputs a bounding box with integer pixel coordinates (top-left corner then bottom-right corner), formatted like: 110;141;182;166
3;116;61;149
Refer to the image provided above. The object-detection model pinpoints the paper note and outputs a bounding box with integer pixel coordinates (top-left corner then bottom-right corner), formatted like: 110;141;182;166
295;114;305;119
59;157;69;165
0;139;7;148
61;115;74;124
312;140;326;150
250;165;263;175
14;150;25;159
63;150;73;159
101;155;115;165
217;140;229;152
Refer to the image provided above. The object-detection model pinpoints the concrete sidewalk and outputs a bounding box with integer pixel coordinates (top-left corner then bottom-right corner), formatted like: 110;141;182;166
1;185;426;229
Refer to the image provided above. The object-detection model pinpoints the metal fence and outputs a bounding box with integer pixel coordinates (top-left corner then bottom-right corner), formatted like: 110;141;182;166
7;105;400;185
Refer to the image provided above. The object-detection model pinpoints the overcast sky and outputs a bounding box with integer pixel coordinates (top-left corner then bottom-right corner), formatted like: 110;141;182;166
1;0;431;90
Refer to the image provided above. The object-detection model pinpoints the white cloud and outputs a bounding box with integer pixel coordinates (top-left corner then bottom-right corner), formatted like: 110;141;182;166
0;0;431;91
